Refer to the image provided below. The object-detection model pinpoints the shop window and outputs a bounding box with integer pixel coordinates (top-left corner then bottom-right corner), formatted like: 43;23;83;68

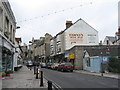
4;17;9;38
86;57;90;67
107;40;109;45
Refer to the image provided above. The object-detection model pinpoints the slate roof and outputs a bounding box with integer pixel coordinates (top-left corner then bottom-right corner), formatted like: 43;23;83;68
84;45;119;57
106;36;116;43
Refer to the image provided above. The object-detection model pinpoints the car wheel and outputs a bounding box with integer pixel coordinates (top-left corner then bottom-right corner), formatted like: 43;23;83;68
70;70;73;72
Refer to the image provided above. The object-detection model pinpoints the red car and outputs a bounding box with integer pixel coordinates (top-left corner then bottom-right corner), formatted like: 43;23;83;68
57;63;74;72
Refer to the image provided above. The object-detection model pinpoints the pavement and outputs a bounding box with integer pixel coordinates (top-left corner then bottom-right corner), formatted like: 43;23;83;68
1;65;48;89
74;70;120;79
1;65;119;89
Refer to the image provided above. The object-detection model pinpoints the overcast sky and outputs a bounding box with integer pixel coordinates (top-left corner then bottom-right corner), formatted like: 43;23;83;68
8;0;119;45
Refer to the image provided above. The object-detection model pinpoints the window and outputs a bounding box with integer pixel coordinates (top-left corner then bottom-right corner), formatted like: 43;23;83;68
86;57;90;67
107;40;109;45
4;17;9;38
10;25;12;41
57;41;61;53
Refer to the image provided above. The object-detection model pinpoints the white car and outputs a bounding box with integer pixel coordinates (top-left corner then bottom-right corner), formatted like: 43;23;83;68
41;63;46;68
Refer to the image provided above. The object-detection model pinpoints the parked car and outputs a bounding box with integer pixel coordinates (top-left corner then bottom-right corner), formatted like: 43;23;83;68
33;62;40;66
26;61;33;67
41;63;46;68
51;63;59;70
46;63;53;69
57;63;74;72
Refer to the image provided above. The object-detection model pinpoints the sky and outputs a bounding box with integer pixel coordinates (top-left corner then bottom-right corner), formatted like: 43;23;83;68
8;0;119;45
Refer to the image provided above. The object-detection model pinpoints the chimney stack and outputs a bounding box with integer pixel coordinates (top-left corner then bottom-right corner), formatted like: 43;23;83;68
66;21;73;29
118;27;120;33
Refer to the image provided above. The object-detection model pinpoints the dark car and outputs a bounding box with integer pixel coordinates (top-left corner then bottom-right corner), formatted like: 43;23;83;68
57;63;74;72
26;61;33;67
33;62;40;67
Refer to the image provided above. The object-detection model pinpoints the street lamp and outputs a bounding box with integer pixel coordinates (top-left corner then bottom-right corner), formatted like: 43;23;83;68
100;44;104;76
16;26;20;29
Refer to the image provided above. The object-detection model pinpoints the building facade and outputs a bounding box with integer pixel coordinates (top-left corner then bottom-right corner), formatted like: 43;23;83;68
50;18;99;63
0;1;17;72
66;45;119;70
29;33;52;63
13;38;22;71
103;36;116;45
83;45;119;72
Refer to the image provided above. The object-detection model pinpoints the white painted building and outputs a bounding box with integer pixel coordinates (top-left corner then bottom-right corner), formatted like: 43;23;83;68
50;18;99;62
50;38;56;56
64;19;99;50
103;36;116;45
0;1;17;72
13;38;22;71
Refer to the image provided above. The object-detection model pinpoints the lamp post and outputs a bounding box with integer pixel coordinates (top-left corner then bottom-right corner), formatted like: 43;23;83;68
101;51;103;76
16;26;20;29
100;44;104;76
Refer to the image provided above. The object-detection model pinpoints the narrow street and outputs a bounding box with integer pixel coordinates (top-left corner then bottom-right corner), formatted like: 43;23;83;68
1;1;120;90
41;68;119;88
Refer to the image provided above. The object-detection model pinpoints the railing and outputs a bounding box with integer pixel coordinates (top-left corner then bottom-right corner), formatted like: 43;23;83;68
44;76;63;90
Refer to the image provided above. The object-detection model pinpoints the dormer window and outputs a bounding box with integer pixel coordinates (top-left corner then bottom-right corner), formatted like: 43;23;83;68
107;40;109;45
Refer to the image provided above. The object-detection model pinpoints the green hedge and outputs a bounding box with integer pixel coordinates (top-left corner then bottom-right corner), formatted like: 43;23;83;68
108;57;120;73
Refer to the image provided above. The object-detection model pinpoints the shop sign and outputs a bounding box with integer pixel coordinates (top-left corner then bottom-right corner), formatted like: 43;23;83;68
3;39;14;52
87;34;96;43
68;54;75;59
102;57;108;64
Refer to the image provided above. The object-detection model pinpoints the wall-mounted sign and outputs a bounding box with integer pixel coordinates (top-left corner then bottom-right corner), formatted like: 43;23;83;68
102;57;108;62
87;34;96;43
68;54;75;59
66;32;86;45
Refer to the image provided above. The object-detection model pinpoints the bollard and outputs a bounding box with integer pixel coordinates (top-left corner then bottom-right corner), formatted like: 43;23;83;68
101;63;104;76
36;68;38;79
40;71;44;87
101;73;103;76
34;66;36;74
48;80;52;90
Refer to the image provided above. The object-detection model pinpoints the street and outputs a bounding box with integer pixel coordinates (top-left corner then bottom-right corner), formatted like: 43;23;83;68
41;68;119;88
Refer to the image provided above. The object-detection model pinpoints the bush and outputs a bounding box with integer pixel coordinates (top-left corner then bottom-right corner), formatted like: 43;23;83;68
108;57;120;73
6;70;13;74
2;72;6;77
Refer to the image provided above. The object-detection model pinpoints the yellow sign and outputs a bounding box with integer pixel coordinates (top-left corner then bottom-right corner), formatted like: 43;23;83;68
68;54;75;59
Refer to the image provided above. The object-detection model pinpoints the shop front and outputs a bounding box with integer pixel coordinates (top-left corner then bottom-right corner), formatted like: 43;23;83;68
2;38;14;72
67;54;75;65
53;53;65;63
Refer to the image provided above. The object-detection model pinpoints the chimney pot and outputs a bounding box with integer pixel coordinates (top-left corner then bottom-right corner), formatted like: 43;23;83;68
66;21;73;29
